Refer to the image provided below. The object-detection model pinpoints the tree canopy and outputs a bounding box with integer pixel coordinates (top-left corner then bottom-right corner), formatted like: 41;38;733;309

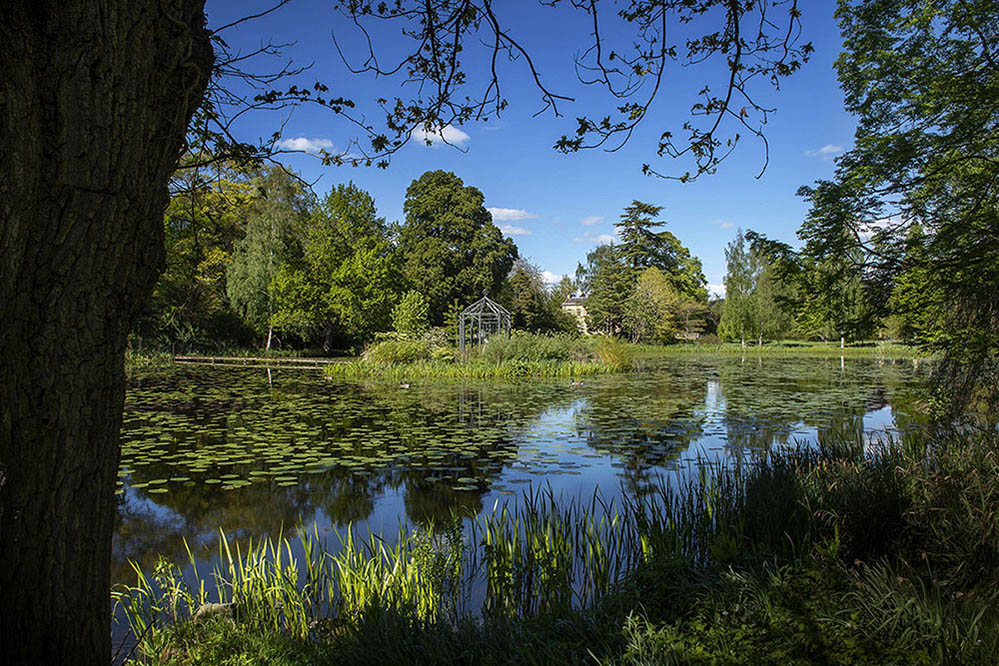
398;170;518;325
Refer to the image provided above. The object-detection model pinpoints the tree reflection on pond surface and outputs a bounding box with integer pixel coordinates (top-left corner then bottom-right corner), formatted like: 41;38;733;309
114;357;930;588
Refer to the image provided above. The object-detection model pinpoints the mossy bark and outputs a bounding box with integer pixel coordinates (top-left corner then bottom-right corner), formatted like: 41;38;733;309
0;1;212;662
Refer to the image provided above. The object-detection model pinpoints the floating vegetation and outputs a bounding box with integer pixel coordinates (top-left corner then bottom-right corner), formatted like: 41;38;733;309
113;358;931;601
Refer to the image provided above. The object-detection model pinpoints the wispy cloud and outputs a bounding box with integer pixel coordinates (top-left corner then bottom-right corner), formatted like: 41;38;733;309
707;284;727;299
411;124;471;147
499;224;531;236
488;207;539;222
579;216;604;227
277;137;335;153
574;230;617;245
541;270;563;284
805;144;844;159
713;220;734;230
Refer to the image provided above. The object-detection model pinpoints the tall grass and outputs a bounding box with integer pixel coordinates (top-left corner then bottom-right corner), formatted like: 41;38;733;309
324;358;617;380
329;332;634;380
114;427;999;664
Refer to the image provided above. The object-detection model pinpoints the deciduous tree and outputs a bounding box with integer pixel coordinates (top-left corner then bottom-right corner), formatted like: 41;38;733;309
398;171;517;325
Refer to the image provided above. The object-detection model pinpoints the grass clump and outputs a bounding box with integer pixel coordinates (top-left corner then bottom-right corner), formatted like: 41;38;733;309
328;331;632;380
477;331;590;364
115;427;999;665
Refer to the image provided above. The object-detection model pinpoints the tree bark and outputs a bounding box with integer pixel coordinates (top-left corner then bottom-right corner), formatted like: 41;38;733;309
0;2;212;663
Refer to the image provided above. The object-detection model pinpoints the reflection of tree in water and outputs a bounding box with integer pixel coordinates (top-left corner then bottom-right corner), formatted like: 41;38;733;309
112;473;318;586
309;469;384;525
117;360;933;584
122;372;586;553
367;384;573;525
573;368;708;495
715;357;929;454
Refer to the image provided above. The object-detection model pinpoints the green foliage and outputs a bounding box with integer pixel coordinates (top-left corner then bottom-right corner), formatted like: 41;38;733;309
592;336;633;370
116;427;999;665
501;259;577;334
720;226;871;346
623;267;701;344
398;171;518;324
363;339;435;365
616;201;707;300
796;0;999;396
137;161;267;349
392;290;430;339
478;331;589;364
272;183;401;349
580;202;708;341
226;166;312;346
719;230;755;344
582;244;632;335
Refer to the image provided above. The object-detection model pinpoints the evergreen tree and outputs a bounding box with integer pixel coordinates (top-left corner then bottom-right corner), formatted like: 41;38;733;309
615;200;708;300
398;170;518;325
581;244;631;335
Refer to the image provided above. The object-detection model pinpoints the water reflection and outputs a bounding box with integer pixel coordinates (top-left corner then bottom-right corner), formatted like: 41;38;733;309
114;357;930;588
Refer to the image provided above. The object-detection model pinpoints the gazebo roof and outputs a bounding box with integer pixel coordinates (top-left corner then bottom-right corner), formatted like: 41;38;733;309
460;294;511;317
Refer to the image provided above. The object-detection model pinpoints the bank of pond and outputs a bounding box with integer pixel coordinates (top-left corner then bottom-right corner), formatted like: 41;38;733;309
111;354;993;664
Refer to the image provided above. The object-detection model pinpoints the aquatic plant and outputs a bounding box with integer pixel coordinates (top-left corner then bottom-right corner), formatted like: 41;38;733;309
114;426;999;664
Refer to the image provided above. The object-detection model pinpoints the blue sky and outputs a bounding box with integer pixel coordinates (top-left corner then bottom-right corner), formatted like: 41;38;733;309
206;0;854;296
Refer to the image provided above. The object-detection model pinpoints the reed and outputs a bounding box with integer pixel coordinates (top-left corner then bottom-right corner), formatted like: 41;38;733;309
113;427;999;664
324;358;619;380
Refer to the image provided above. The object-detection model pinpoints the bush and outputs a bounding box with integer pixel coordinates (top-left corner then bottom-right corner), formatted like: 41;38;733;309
392;291;430;339
363;339;433;365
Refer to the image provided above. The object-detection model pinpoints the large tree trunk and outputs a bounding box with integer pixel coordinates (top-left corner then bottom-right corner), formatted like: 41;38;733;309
0;2;212;663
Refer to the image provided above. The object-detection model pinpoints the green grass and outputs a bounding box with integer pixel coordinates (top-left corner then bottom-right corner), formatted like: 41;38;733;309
324;358;618;380
632;340;929;360
324;332;634;380
114;425;999;665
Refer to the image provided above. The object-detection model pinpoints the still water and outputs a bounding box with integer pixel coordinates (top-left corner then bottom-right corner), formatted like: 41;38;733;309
114;355;929;591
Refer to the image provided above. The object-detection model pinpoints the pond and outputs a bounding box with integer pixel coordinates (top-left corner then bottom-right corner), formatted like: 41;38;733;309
114;355;930;596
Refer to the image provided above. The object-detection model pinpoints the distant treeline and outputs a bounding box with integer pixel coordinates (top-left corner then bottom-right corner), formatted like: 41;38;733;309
135;166;578;353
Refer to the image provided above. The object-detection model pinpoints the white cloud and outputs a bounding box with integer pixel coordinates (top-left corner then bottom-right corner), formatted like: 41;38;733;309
573;230;618;245
858;216;899;241
805;144;844;159
488;207;539;222
499;224;531;236
277;137;335;153
713;220;734;230
580;216;604;227
541;271;563;284
708;284;727;299
411;124;471;147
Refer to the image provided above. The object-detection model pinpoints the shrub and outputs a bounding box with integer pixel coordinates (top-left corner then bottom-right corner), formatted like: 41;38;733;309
363;339;433;365
392;291;430;339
